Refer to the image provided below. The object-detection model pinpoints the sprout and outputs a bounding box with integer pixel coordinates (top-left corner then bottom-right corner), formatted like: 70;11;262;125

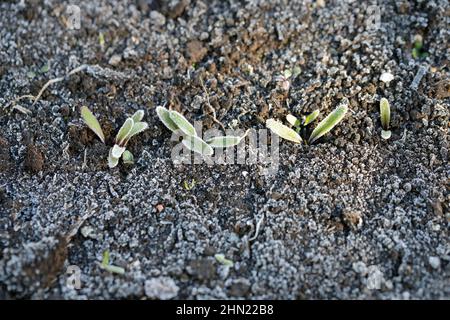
206;130;250;148
169;110;197;136
380;98;392;140
183;179;196;191
156;106;179;132
214;254;234;267
157;106;248;155
81;106;105;143
99;250;125;275
286;114;301;127
182;135;214;156
303;110;320;126
266;119;302;144
80;106;147;168
122;150;134;165
308;100;348;144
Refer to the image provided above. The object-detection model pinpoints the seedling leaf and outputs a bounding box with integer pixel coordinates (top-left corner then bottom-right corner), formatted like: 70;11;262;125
304;110;320;126
380;98;390;130
100;250;125;275
206;130;249;148
111;144;126;158
131;110;145;122
108;148;119;168
309;101;348;144
122;150;134;164
381;130;392;140
125;122;148;141
214;254;234;267
182;135;213;156
266;119;302;144
115;118;134;145
81;106;105;143
169;110;197;137
156;106;179;132
286;114;301;127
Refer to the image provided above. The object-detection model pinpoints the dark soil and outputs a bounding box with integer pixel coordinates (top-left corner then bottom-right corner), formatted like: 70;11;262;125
0;0;449;299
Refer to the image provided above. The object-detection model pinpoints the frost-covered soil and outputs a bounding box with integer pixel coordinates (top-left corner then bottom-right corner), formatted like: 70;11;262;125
0;0;449;299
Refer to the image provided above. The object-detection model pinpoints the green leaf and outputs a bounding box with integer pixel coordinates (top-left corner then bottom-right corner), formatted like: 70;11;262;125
131;110;145;122
122;150;134;165
169;110;197;136
283;69;292;79
206;130;249;148
286;114;301;127
303;110;320;126
381;130;392;140
380;98;390;130
102;250;110;266
266;119;302;144
108;148;119;168
182;135;213;156
101;264;125;275
214;254;234;267
81;106;105;143
309;100;348;144
124;121;148;144
156;106;179;132
115;118;134;145
111;144;126;158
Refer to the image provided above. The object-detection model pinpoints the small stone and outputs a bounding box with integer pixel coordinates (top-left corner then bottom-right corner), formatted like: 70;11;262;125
150;10;166;26
108;54;122;66
186;40;208;64
144;277;179;300
380;72;394;83
403;183;412;192
155;203;164;213
428;256;441;269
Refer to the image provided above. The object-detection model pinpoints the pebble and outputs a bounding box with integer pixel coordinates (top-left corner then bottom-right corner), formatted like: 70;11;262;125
428;257;441;269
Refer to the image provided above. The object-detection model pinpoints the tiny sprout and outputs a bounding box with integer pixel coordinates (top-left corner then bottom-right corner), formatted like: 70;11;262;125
206;130;250;148
412;34;428;59
156;106;179;132
266;119;302;144
81;106;105;143
303;110;320;126
214;254;234;267
286;114;301;128
100;250;125;275
380;98;391;140
169;110;197;137
122;150;134;165
308;100;348;144
182;135;214;156
81;106;147;168
183;179;196;191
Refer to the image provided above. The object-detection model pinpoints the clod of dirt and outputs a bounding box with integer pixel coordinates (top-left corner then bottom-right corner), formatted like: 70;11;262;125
167;0;190;19
24;144;44;173
342;210;363;231
186;40;208;64
186;259;216;281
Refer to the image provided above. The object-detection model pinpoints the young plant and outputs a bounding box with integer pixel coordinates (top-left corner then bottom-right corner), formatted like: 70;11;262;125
81;106;148;168
266;99;348;144
156;106;248;155
379;98;391;140
273;67;301;92
99;250;125;275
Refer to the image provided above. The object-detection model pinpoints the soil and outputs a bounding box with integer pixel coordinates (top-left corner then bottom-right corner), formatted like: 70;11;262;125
0;0;449;299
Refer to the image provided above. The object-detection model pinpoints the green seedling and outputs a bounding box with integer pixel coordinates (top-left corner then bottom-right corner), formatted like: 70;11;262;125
380;98;391;140
214;254;234;267
412;35;428;59
308;101;348;143
183;179;196;191
100;250;125;275
266;99;348;144
81;106;148;168
156;106;248;155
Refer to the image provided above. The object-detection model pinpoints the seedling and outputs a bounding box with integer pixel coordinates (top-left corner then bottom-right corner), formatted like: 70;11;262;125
379;98;391;140
266;99;348;144
183;179;196;191
214;254;234;267
99;250;125;275
156;106;248;155
273;67;301;91
412;34;428;59
81;106;148;168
